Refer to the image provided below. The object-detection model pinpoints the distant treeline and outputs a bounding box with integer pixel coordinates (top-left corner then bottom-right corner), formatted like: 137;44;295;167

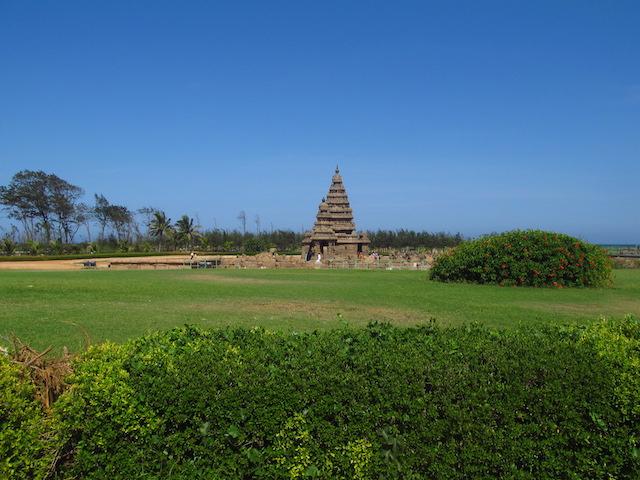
367;229;463;250
0;169;464;255
200;229;463;253
200;230;302;253
0;228;464;256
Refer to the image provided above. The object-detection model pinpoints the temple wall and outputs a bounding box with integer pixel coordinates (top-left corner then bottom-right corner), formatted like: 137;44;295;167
327;244;358;258
302;241;370;261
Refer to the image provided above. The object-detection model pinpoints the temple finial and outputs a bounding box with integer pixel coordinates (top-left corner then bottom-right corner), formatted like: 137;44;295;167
335;164;340;174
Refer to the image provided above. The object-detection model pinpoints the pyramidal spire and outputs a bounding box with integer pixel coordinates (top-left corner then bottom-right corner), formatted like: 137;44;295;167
301;167;370;261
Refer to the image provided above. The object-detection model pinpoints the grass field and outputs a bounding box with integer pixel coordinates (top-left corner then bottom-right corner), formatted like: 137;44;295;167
1;268;639;352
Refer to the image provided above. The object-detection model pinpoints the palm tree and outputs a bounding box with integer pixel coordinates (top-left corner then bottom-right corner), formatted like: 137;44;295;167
148;210;172;251
176;214;200;249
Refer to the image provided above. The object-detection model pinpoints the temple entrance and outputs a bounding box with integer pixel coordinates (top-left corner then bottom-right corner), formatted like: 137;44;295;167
319;241;328;257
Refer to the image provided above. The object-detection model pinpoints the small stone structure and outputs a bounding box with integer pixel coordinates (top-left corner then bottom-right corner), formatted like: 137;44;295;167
302;167;370;261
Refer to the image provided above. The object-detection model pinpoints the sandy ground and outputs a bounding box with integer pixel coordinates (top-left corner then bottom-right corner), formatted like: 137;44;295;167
0;255;195;271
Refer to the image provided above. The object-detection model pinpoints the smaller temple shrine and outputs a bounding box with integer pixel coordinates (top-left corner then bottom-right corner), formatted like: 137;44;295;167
302;167;370;261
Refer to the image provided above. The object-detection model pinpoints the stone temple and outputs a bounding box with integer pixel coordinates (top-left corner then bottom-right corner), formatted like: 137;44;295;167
302;167;370;261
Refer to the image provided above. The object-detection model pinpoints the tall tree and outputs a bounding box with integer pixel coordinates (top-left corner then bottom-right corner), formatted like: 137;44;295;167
176;214;200;249
136;207;157;238
237;210;246;236
0;170;83;243
0;170;51;241
74;203;92;242
49;174;84;243
148;210;172;251
93;194;111;240
107;205;133;241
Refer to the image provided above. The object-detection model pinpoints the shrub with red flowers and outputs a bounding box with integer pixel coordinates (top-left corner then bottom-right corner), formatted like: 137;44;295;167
430;230;612;287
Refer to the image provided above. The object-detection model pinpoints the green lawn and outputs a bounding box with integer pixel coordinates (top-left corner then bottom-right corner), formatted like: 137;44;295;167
1;268;639;352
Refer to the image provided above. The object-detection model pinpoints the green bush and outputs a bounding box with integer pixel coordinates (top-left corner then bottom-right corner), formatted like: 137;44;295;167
53;319;639;479
430;230;612;287
0;356;57;479
581;315;640;422
244;237;269;255
1;238;16;256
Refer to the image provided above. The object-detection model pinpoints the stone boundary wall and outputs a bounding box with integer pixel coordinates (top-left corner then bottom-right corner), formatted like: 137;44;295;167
107;252;434;271
108;253;309;270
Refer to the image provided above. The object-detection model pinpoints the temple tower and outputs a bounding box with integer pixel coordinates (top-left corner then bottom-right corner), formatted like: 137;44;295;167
302;166;370;261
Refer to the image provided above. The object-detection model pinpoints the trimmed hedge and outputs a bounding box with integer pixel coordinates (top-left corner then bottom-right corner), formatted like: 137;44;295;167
47;318;640;479
0;357;55;479
430;230;612;287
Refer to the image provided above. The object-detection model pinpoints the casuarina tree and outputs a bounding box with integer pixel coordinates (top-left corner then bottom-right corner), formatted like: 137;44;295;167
0;170;83;243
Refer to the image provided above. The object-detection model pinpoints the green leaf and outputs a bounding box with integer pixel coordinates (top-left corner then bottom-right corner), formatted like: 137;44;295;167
226;424;241;439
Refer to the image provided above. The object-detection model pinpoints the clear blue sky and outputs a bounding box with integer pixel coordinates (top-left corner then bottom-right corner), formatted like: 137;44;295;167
1;1;638;242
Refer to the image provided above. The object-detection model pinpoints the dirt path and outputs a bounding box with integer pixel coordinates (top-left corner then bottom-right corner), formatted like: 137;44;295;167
0;255;194;271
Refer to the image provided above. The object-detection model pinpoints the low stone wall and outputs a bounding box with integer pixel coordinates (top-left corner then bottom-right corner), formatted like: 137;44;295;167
220;253;308;269
0;251;438;271
107;253;307;270
323;255;432;270
611;256;640;269
106;252;435;271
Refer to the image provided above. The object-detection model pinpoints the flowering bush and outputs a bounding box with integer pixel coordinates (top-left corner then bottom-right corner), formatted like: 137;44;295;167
430;230;612;287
